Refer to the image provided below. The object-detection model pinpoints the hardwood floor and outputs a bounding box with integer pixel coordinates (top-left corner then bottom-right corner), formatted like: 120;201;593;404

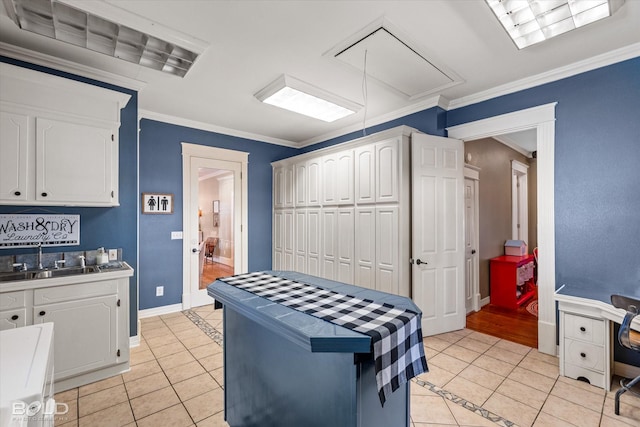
200;261;234;289
466;301;538;348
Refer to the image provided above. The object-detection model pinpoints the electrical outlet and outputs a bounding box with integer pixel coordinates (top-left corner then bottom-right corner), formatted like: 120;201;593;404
156;286;164;297
108;249;118;261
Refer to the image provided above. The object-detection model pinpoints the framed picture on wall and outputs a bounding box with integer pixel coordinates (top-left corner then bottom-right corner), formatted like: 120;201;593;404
142;193;174;214
213;200;220;213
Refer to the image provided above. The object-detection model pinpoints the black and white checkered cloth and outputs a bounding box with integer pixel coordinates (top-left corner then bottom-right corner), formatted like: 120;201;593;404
218;271;428;405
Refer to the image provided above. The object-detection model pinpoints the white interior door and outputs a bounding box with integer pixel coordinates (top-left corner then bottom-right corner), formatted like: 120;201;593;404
411;133;465;336
182;143;248;309
464;172;479;314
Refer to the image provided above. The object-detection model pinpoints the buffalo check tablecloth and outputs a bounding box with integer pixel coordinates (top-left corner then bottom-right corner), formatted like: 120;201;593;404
218;271;428;405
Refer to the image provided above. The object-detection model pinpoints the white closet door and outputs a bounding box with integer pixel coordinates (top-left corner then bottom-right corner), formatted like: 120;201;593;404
336;150;354;205
272;210;284;269
307;158;322;206
336;208;354;284
321;209;337;280
355;145;375;204
283;165;294;208
273;167;284;209
307;209;321;276
295;162;307;206
283;209;295;270
354;207;376;289
376;139;399;203
295;209;307;273
322;155;337;205
376;206;399;294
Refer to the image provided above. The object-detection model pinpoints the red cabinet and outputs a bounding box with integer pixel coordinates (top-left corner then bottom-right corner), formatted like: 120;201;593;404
490;255;536;309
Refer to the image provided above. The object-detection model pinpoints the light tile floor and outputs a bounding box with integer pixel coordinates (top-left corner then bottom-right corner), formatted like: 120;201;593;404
53;305;640;427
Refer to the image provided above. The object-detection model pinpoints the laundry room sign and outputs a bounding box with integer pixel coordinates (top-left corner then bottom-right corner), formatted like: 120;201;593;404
0;214;80;248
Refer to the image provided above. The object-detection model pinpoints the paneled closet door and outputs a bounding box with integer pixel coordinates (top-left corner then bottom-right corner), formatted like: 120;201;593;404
336;150;354;205
355;145;375;204
295;162;307;207
376;206;399;294
283;165;295;208
272;210;284;269
376;138;399;203
295;209;307;273
306;209;322;276
307;158;322;206
322;155;337;205
283;209;295;270
336;208;354;284
354;207;376;290
321;209;337;280
273;166;284;209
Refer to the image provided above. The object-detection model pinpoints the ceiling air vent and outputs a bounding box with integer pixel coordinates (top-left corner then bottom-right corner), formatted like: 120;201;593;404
2;0;206;77
326;17;463;100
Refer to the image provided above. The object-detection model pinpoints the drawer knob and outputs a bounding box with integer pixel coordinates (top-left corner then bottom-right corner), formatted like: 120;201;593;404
41;192;48;197
580;352;586;358
39;310;46;316
11;315;19;320
14;191;21;196
580;326;586;332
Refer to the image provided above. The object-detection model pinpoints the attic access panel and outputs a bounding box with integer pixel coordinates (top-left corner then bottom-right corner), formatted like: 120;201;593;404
331;22;462;100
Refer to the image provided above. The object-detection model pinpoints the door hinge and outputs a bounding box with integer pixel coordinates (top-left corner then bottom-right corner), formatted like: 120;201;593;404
111;190;115;198
111;134;115;141
117;299;121;307
117;349;120;357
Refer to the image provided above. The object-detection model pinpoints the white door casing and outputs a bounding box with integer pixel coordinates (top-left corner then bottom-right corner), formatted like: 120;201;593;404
447;103;556;355
464;165;480;314
511;160;529;244
182;143;248;309
411;132;466;336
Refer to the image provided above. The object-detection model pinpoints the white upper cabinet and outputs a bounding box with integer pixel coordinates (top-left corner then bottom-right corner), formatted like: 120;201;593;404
307;158;322;206
273;164;294;209
294;162;307;207
376;138;400;203
321;155;338;205
336;150;354;205
355;146;375;204
0;63;131;206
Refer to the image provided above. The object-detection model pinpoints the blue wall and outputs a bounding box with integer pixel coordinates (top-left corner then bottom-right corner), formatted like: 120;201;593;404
137;119;297;309
0;57;139;336
447;57;640;365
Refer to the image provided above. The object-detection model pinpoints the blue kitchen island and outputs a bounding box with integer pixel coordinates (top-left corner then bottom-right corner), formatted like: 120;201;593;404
207;271;426;427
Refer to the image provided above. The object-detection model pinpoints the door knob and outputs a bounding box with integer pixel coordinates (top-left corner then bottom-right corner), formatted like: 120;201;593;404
416;259;427;265
471;249;476;254
192;248;199;253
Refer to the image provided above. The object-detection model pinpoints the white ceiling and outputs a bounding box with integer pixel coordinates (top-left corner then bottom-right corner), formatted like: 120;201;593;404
1;0;639;148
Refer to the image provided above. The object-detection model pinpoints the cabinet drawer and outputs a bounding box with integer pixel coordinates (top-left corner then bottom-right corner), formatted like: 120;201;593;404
34;280;118;305
0;308;27;330
564;339;604;371
564;313;604;344
0;290;26;310
564;362;606;389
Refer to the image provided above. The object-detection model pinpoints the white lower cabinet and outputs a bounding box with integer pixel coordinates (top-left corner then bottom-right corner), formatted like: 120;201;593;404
0;273;131;392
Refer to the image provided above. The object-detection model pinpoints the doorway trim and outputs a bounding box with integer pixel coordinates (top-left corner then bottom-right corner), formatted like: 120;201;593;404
464;164;481;314
511;160;529;244
181;143;249;310
447;102;556;355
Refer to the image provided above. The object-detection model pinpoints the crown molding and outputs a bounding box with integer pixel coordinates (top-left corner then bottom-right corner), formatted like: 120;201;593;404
140;109;298;148
449;42;640;110
0;42;147;91
493;135;533;158
298;94;449;148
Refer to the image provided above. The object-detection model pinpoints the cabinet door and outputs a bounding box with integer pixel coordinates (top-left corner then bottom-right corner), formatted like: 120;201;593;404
307;209;321;276
355;207;376;289
321;155;337;205
283;209;295;270
355;145;375;204
336;208;354;284
0;308;27;330
295;162;307;206
295;210;307;273
34;294;119;380
376;206;399;294
307;158;322;206
283;165;294;208
273;210;284;269
321;209;337;280
36;118;115;204
273;166;284;209
0;111;30;202
376;139;399;203
336;150;354;205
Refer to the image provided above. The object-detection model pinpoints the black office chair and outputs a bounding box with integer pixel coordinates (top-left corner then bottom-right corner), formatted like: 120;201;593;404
611;294;640;415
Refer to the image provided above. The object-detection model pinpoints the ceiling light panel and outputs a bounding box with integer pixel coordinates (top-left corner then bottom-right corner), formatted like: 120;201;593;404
486;0;625;49
3;0;202;77
255;75;362;123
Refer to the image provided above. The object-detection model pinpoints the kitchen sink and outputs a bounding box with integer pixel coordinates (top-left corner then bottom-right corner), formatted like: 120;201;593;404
0;265;102;282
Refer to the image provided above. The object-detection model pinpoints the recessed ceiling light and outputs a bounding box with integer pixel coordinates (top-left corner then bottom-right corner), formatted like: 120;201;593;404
2;0;207;77
254;75;362;123
485;0;625;49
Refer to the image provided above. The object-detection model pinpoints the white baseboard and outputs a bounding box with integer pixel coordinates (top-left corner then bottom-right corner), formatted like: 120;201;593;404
138;303;183;319
129;334;140;348
615;361;640;379
480;296;490;307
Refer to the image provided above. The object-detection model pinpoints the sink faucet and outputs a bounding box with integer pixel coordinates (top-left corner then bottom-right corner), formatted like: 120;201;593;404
12;262;27;272
36;242;43;270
